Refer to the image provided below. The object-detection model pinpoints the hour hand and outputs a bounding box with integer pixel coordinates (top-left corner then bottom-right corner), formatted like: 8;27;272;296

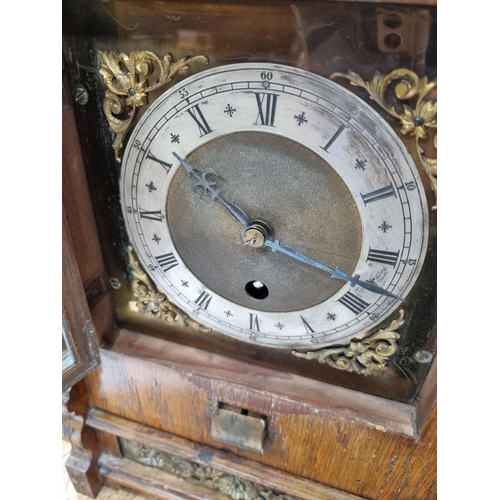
262;238;403;301
173;152;250;226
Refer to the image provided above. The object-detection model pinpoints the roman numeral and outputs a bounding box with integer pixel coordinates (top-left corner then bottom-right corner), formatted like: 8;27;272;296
249;313;260;331
155;252;178;272
361;184;396;205
147;151;172;173
321;124;346;152
367;248;400;267
300;316;315;334
187;104;212;137
254;93;279;126
195;291;212;310
338;292;370;315
139;208;162;221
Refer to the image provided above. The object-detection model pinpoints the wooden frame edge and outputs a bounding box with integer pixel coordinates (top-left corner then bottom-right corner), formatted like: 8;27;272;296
62;206;101;392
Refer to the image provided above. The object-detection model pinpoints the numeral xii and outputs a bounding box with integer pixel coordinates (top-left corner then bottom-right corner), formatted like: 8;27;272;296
254;93;279;126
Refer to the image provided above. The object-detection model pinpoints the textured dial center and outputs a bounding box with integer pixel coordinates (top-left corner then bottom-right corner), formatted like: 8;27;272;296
167;131;362;312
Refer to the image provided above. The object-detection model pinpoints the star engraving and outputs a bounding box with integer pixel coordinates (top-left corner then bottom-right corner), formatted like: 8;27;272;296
326;313;337;321
170;133;180;144
294;112;308;126
126;206;137;214
181;280;189;287
224;104;236;117
275;322;285;330
146;181;157;192
355;158;367;170
378;221;392;233
224;310;233;317
152;234;161;244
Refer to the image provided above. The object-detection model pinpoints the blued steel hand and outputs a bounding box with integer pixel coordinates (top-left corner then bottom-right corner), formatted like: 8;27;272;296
264;239;403;301
173;153;250;226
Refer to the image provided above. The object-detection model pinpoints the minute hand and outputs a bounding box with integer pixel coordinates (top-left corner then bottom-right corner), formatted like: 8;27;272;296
263;239;403;301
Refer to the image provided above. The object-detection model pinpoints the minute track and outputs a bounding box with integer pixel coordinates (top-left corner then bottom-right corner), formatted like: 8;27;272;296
121;63;428;348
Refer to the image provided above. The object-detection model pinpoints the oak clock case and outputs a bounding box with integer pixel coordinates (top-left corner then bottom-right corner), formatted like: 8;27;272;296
62;1;436;404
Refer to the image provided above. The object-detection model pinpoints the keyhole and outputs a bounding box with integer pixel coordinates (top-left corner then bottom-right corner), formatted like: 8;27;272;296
245;281;269;300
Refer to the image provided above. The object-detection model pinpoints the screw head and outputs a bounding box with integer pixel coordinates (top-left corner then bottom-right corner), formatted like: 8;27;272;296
110;277;121;289
72;85;89;105
413;350;433;363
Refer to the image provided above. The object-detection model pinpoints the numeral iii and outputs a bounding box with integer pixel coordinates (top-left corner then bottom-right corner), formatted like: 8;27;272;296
366;248;400;267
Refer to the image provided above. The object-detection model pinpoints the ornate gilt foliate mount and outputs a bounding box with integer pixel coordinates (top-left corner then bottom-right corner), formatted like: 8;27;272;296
128;247;211;333
98;50;208;163
293;310;404;376
331;69;437;210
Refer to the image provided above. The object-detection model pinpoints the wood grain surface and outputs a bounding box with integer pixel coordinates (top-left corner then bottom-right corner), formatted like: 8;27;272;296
85;329;436;499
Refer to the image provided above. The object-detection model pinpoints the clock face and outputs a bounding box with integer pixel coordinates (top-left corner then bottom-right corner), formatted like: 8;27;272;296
121;63;429;349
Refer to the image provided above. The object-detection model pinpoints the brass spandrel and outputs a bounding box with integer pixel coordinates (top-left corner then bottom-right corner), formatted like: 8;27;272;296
293;309;404;376
331;69;437;209
98;50;208;163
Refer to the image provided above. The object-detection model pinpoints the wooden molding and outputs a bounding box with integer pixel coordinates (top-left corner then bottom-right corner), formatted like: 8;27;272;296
64;382;104;498
105;328;420;438
90;409;366;500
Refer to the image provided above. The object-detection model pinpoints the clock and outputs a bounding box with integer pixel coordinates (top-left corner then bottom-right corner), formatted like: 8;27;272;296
121;62;428;349
62;3;437;498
